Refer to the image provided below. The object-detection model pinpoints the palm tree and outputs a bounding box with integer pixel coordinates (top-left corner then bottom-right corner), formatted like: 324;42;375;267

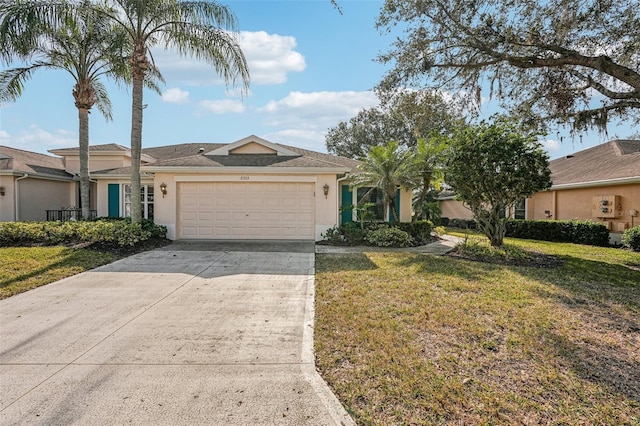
0;2;130;220
411;137;448;220
350;141;417;223
96;0;250;223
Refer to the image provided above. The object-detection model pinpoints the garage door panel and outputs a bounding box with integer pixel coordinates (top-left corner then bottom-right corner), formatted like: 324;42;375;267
178;181;315;239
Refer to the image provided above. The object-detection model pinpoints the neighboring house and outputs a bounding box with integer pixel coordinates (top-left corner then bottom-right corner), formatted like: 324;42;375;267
0;146;76;221
438;139;640;233
1;135;413;241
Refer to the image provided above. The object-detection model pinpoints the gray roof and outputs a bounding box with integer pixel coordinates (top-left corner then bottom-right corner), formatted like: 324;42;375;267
141;142;360;171
51;143;129;153
550;139;640;185
0;145;72;178
142;143;225;161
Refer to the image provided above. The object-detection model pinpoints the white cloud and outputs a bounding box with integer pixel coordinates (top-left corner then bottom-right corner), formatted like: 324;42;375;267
542;139;561;152
238;31;306;85
151;30;305;86
161;88;190;104
264;129;328;152
199;99;245;114
258;90;379;129
0;125;77;154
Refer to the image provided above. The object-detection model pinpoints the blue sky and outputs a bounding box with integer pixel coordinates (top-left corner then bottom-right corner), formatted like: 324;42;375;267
0;0;636;160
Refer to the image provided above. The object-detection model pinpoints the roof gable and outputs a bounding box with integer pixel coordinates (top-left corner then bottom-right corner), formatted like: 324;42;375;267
205;135;300;157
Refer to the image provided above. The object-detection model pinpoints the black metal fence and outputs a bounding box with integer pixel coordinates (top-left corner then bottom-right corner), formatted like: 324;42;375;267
46;209;98;222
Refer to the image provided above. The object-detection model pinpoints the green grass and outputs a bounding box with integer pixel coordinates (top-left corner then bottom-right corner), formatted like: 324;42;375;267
315;237;640;425
0;246;119;299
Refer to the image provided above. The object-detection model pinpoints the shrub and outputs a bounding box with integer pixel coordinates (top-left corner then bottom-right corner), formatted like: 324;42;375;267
321;226;345;244
0;219;166;247
365;227;412;247
396;220;433;243
449;218;477;229
342;221;366;244
506;219;609;246
622;225;640;251
433;226;446;237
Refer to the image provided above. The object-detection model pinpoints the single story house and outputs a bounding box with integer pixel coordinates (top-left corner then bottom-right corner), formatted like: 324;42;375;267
0;146;77;221
438;139;640;232
1;135;413;241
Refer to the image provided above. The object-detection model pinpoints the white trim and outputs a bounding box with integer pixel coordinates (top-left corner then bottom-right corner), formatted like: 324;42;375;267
204;135;301;157
174;175;317;183
551;176;640;190
141;166;349;174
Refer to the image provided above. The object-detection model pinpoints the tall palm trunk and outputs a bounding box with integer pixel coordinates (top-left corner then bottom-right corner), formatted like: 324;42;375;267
77;107;90;219
414;171;432;221
73;80;95;220
129;45;148;224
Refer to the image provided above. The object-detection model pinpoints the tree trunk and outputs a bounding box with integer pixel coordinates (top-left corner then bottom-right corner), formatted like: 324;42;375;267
73;80;95;221
78;107;90;220
476;206;506;247
129;45;148;224
388;190;399;223
414;171;432;221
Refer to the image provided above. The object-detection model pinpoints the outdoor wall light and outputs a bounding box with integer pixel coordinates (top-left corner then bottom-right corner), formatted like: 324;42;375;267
160;182;167;198
323;183;329;199
0;187;4;196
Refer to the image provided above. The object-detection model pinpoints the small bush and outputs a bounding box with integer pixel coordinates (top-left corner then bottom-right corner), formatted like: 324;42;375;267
449;218;477;229
506;219;609;246
433;226;446;237
342;221;366;244
365;227;412;247
396;220;433;243
622;226;640;251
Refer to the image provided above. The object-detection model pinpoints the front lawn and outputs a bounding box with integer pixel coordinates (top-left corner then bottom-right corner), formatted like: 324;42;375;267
0;246;119;299
315;238;640;425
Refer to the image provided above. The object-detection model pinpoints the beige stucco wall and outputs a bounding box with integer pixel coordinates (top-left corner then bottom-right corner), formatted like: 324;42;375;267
229;143;276;154
528;183;640;232
64;155;132;174
439;199;474;220
14;178;74;221
0;175;16;221
399;188;412;222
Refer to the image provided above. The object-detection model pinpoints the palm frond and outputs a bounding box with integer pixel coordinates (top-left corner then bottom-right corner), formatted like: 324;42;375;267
0;62;52;102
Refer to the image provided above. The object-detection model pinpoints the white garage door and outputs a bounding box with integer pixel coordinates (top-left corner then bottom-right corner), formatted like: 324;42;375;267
178;181;315;240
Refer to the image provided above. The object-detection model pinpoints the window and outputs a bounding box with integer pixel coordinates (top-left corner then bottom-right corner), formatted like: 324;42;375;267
356;187;385;221
514;199;526;220
123;184;154;220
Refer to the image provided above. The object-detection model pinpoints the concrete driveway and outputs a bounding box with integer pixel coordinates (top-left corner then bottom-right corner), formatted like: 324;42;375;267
0;241;353;425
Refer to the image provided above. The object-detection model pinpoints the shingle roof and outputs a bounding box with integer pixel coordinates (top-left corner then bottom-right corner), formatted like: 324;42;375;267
140;142;360;171
142;143;225;161
0;145;71;178
50;143;129;153
550;139;640;186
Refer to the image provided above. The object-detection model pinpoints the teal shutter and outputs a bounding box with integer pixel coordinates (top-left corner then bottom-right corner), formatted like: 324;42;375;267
108;184;120;217
388;189;401;223
341;185;353;223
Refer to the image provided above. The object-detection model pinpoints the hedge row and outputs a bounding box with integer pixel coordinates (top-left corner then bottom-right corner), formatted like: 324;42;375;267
0;219;167;247
505;219;610;246
322;220;433;247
